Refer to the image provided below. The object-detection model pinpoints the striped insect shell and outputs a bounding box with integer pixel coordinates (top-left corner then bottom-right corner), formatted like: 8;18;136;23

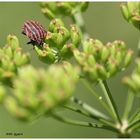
22;20;47;45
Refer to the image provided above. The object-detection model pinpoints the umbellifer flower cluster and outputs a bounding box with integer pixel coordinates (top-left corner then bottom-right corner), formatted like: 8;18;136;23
34;18;81;63
0;35;30;85
121;2;140;30
123;58;140;97
4;62;79;121
74;38;133;82
40;2;89;19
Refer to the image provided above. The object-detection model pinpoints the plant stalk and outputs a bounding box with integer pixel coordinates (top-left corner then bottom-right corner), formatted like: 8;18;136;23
51;112;117;132
70;96;116;128
99;80;122;125
72;11;89;40
137;30;140;57
122;91;134;120
81;80;115;118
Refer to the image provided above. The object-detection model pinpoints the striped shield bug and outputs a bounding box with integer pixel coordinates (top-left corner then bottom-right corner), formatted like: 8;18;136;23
22;20;47;45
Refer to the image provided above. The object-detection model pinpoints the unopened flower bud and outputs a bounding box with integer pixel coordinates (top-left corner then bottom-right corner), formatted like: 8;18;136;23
60;43;75;59
49;18;64;32
34;45;56;64
70;24;81;46
7;35;20;50
5;97;31;121
124;49;133;67
41;8;55;20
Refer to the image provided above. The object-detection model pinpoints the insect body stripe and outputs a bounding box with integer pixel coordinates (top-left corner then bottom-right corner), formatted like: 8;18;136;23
25;21;39;43
30;20;44;40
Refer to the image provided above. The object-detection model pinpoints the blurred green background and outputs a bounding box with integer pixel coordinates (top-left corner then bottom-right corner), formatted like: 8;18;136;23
0;2;139;138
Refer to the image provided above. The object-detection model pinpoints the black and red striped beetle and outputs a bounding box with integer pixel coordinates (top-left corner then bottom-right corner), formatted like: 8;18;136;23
22;20;47;45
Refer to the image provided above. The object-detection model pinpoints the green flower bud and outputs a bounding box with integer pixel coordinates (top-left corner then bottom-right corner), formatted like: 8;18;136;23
123;58;140;97
96;64;108;79
87;55;96;66
123;76;138;92
100;46;110;63
34;45;56;64
7;35;20;50
84;66;98;82
1;57;15;71
60;43;74;59
40;2;58;13
131;16;140;30
3;46;13;59
47;26;70;49
121;2;140;30
49;18;64;32
41;8;55;20
124;49;133;67
83;38;103;55
13;49;30;67
107;57;118;76
121;3;130;21
5;96;32;121
70;24;81;46
73;49;86;65
56;2;73;15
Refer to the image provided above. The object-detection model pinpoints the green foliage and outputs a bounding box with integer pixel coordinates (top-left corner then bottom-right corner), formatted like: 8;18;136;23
121;2;140;30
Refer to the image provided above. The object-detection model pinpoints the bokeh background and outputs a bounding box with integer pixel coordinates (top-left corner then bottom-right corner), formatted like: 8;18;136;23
0;2;139;138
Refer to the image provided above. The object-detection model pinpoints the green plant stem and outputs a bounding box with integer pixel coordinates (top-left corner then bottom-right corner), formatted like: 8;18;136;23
72;11;89;40
81;80;114;118
129;108;140;123
122;91;134;120
137;31;140;57
51;112;117;132
63;105;94;119
70;96;110;121
70;96;116;128
126;118;140;131
99;80;122;125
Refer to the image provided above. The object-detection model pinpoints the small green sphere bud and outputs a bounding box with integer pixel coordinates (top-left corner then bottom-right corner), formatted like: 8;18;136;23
7;35;20;50
70;24;81;46
60;43;74;59
49;18;64;32
34;45;56;64
41;8;55;20
124;49;133;67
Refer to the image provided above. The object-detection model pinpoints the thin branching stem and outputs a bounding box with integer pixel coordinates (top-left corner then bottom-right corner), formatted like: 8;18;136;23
81;79;115;119
72;11;89;40
123;91;134;120
129;108;140;123
70;96;116;128
63;105;96;119
126;118;140;131
99;80;122;125
51;112;117;132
